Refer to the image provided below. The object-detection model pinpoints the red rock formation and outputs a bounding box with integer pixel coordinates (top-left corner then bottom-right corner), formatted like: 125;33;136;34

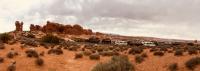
15;21;23;32
29;21;94;35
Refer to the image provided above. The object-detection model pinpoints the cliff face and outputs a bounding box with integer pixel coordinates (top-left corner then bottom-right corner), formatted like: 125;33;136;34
30;21;93;35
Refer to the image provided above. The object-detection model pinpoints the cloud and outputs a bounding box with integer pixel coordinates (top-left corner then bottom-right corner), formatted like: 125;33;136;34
0;0;200;40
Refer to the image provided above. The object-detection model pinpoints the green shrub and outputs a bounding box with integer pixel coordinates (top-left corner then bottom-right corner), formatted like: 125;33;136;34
185;57;200;70
91;55;135;71
168;63;178;71
41;34;62;44
0;33;12;43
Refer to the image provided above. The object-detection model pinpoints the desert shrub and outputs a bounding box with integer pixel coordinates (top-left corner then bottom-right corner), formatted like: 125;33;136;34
0;33;12;43
7;61;16;71
48;48;63;55
25;49;39;58
21;37;38;47
68;45;80;51
41;34;63;44
0;43;5;49
91;55;134;71
74;52;83;59
83;50;92;56
141;53;148;58
188;47;198;55
39;51;45;56
174;49;183;56
160;47;168;52
168;50;173;53
7;52;16;58
26;33;35;38
135;55;145;63
35;58;44;66
168;63;178;71
100;51;116;56
153;51;164;56
150;48;158;52
129;47;143;55
87;37;100;43
89;53;100;60
185;57;200;70
0;57;4;63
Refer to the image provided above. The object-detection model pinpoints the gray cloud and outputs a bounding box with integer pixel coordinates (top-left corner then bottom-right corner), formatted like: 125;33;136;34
1;0;200;40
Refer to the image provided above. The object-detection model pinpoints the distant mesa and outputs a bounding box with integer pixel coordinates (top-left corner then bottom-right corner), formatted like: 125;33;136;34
15;21;95;35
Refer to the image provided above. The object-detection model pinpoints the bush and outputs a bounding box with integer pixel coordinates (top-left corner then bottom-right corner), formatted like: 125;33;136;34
26;33;35;38
7;61;16;71
150;48;158;52
0;57;4;63
25;49;39;58
141;53;148;58
0;43;5;49
35;58;44;66
174;49;183;56
135;55;145;63
91;55;135;71
185;57;200;70
89;53;100;60
0;33;12;43
41;34;63;44
168;63;178;71
7;52;15;58
188;47;198;55
129;47;143;55
83;50;92;56
153;51;164;56
48;48;63;55
74;52;83;59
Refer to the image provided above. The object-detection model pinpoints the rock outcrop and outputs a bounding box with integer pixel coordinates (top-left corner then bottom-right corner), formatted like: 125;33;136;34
29;21;93;35
15;21;23;32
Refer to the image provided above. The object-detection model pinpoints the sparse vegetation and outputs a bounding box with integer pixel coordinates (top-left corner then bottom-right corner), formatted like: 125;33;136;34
135;55;145;63
185;57;200;70
153;51;164;56
0;57;4;63
168;63;178;71
41;34;63;44
174;49;183;56
35;58;44;66
188;47;198;55
0;33;12;43
7;52;16;58
48;48;63;55
91;55;134;71
74;52;83;59
7;61;16;71
129;47;143;55
25;49;39;58
89;53;100;60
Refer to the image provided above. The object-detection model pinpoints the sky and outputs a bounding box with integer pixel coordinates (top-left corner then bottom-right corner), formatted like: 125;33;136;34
0;0;200;40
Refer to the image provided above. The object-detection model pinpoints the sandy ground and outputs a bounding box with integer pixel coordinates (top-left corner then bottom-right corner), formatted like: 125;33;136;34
1;43;200;71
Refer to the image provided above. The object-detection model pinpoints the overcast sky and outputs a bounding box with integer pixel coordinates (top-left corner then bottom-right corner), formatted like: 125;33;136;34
0;0;200;40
